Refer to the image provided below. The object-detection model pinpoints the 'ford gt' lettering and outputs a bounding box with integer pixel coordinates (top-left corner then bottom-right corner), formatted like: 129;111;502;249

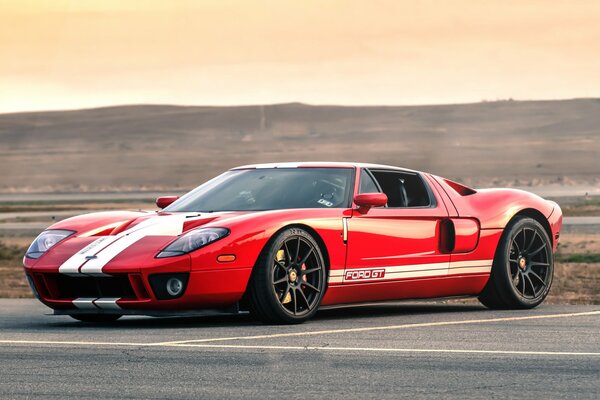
345;269;386;281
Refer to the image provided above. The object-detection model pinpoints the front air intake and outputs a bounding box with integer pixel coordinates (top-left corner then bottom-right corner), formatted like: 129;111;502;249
41;274;136;300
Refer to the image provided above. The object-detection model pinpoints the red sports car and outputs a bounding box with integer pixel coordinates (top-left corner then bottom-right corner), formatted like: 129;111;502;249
23;162;562;324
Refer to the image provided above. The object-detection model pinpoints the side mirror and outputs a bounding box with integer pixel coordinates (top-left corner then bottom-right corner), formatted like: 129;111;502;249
156;196;179;209
353;193;387;214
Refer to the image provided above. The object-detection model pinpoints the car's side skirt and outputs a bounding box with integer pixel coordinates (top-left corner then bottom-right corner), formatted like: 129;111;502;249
321;273;490;305
329;259;492;284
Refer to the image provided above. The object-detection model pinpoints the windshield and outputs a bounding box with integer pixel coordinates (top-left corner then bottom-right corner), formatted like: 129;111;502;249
165;168;355;212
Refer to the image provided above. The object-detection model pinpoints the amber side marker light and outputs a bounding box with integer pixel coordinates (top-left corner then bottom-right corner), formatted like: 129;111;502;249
217;254;236;263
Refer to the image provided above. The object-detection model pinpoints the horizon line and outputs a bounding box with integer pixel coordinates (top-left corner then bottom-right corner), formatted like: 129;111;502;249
1;96;598;116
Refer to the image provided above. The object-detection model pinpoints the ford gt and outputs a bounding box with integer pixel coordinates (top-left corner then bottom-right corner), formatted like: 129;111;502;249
23;162;562;324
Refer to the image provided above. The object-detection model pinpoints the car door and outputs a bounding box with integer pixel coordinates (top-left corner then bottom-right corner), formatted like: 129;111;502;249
343;168;450;288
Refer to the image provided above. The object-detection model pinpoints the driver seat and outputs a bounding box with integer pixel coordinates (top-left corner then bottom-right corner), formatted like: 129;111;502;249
398;178;409;207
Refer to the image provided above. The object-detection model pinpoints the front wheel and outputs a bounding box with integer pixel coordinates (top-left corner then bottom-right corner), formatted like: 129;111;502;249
69;314;122;323
479;216;554;309
248;227;327;324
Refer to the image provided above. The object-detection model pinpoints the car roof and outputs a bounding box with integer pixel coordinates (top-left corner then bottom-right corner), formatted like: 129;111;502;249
230;161;421;174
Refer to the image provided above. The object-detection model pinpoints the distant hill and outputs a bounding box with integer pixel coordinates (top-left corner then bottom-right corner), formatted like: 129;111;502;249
0;99;599;193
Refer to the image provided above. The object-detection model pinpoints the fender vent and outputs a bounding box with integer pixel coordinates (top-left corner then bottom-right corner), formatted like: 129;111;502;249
439;219;455;253
444;179;477;196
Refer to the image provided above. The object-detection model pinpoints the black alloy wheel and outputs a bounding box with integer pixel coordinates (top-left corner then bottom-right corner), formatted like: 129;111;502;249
479;216;554;309
248;227;326;324
508;226;553;300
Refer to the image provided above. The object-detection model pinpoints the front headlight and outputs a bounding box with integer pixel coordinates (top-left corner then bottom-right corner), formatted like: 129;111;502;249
156;227;229;258
26;229;74;259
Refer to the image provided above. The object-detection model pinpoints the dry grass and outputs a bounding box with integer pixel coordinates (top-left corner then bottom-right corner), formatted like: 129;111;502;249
556;233;600;254
561;200;600;217
0;242;29;298
549;262;600;305
548;233;600;304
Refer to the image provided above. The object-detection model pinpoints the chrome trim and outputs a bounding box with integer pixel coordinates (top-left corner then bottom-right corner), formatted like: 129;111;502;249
72;298;98;310
93;298;122;310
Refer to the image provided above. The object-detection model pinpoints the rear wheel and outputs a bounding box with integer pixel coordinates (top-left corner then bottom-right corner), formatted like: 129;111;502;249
248;227;326;324
69;314;122;323
479;216;553;309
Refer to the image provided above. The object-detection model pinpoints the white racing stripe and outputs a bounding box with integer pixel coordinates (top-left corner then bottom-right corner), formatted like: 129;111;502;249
450;260;494;268
58;214;203;309
59;236;121;275
447;266;491;275
59;214;194;277
253;163;301;169
329;260;493;284
80;215;187;275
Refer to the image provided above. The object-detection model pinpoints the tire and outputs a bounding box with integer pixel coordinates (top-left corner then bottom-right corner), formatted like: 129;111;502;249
69;314;122;323
248;227;327;324
479;216;554;309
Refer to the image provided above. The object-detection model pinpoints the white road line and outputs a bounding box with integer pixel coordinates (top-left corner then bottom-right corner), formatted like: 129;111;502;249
157;310;600;345
0;340;153;347
0;311;597;352
0;340;597;357
166;344;600;357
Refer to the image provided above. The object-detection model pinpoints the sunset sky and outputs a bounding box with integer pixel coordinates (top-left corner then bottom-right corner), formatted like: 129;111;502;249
1;0;599;113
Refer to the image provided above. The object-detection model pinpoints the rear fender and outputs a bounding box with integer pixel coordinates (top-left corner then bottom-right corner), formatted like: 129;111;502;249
430;175;555;229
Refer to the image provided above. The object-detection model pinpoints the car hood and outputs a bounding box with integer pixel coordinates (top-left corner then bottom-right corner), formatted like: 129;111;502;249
47;210;253;237
28;210;255;271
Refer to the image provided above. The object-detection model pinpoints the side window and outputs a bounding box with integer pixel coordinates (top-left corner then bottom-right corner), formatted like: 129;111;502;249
370;170;432;207
358;169;380;194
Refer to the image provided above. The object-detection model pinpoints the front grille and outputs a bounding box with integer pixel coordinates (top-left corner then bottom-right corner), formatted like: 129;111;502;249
40;274;136;300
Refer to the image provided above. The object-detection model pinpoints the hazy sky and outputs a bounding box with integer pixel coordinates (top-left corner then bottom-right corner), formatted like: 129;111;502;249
1;0;599;113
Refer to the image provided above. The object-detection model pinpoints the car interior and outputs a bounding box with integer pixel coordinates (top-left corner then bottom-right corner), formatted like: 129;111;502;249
366;169;432;207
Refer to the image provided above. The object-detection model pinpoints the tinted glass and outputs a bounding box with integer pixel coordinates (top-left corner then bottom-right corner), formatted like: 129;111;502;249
165;168;354;212
358;169;380;194
370;170;431;207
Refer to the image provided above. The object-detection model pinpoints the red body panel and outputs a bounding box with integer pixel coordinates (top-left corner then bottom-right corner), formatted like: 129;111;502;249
342;202;450;283
23;162;562;315
322;275;490;305
450;218;480;253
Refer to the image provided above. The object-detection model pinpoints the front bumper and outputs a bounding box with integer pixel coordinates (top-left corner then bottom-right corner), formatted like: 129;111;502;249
52;303;242;317
23;231;256;315
25;267;253;314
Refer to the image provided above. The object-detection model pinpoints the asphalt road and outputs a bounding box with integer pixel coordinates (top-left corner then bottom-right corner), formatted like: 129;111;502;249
0;300;598;399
